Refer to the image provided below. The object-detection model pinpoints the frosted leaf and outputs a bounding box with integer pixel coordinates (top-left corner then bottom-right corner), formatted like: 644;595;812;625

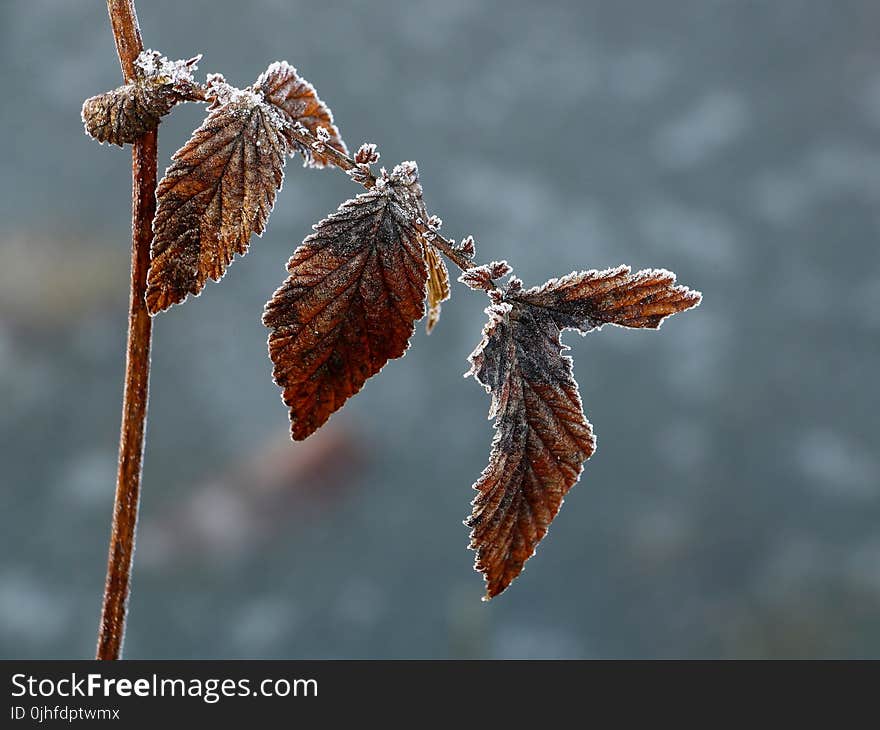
464;266;701;598
458;235;476;258
255;61;348;168
512;266;702;332
264;165;428;440
146;85;289;313
81;50;199;146
465;295;595;599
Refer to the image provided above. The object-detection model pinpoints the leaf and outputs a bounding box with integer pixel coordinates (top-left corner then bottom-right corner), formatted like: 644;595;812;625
466;267;701;598
513;265;703;332
81;51;198;147
256;61;348;168
146;79;289;313
466;301;596;600
424;243;450;333
263;162;428;440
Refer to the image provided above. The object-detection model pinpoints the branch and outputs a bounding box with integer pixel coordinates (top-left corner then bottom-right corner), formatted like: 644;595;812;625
283;125;481;276
186;78;495;285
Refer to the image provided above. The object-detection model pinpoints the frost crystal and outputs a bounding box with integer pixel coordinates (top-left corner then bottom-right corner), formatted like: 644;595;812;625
347;164;373;185
389;161;419;187
134;50;200;92
81;50;201;146
458;235;476;257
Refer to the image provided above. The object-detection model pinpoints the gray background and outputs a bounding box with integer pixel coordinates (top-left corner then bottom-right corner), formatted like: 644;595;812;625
1;0;878;659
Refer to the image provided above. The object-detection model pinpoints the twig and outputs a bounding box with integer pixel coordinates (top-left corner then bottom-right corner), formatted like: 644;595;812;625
284;126;479;275
188;81;488;281
96;0;156;661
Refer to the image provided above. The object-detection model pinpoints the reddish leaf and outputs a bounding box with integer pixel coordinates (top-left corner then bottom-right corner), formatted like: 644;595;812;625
466;301;595;599
256;61;348;168
263;162;428;440
467;268;701;598
146;80;289;313
424;243;450;333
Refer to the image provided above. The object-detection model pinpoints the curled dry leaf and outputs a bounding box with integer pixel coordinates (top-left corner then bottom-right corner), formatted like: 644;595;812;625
467;266;701;598
256;61;348;168
263;162;429;440
81;50;198;146
146;80;289;313
424;243;450;333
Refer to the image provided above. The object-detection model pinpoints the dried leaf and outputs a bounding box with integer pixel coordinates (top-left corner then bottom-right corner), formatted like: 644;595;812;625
466;301;595;599
263;162;428;440
256;61;348;168
146;81;289;313
81;50;198;146
513;265;703;332
424;243;450;333
466;267;701;598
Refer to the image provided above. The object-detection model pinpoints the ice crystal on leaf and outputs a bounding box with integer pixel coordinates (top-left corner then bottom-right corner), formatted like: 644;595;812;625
81;50;199;146
146;79;290;313
263;162;430;440
255;61;348;168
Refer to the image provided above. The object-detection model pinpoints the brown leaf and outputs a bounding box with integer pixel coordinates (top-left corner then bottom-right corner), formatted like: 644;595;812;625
513;265;703;332
466;267;701;598
256;61;348;168
466;301;595;599
146;81;289;313
81;51;198;146
263;162;428;440
424;243;450;333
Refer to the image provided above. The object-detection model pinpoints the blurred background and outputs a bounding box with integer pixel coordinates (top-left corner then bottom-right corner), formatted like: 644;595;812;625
1;0;878;659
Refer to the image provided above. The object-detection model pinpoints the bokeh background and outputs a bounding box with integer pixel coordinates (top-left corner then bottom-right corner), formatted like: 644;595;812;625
1;0;879;659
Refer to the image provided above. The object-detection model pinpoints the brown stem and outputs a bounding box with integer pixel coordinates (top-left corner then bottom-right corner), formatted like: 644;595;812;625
96;0;156;661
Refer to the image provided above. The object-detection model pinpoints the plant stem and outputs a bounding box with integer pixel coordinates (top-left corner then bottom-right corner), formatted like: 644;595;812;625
96;0;156;661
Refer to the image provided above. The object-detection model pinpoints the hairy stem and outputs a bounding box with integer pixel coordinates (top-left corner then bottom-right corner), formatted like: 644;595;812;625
96;0;156;661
